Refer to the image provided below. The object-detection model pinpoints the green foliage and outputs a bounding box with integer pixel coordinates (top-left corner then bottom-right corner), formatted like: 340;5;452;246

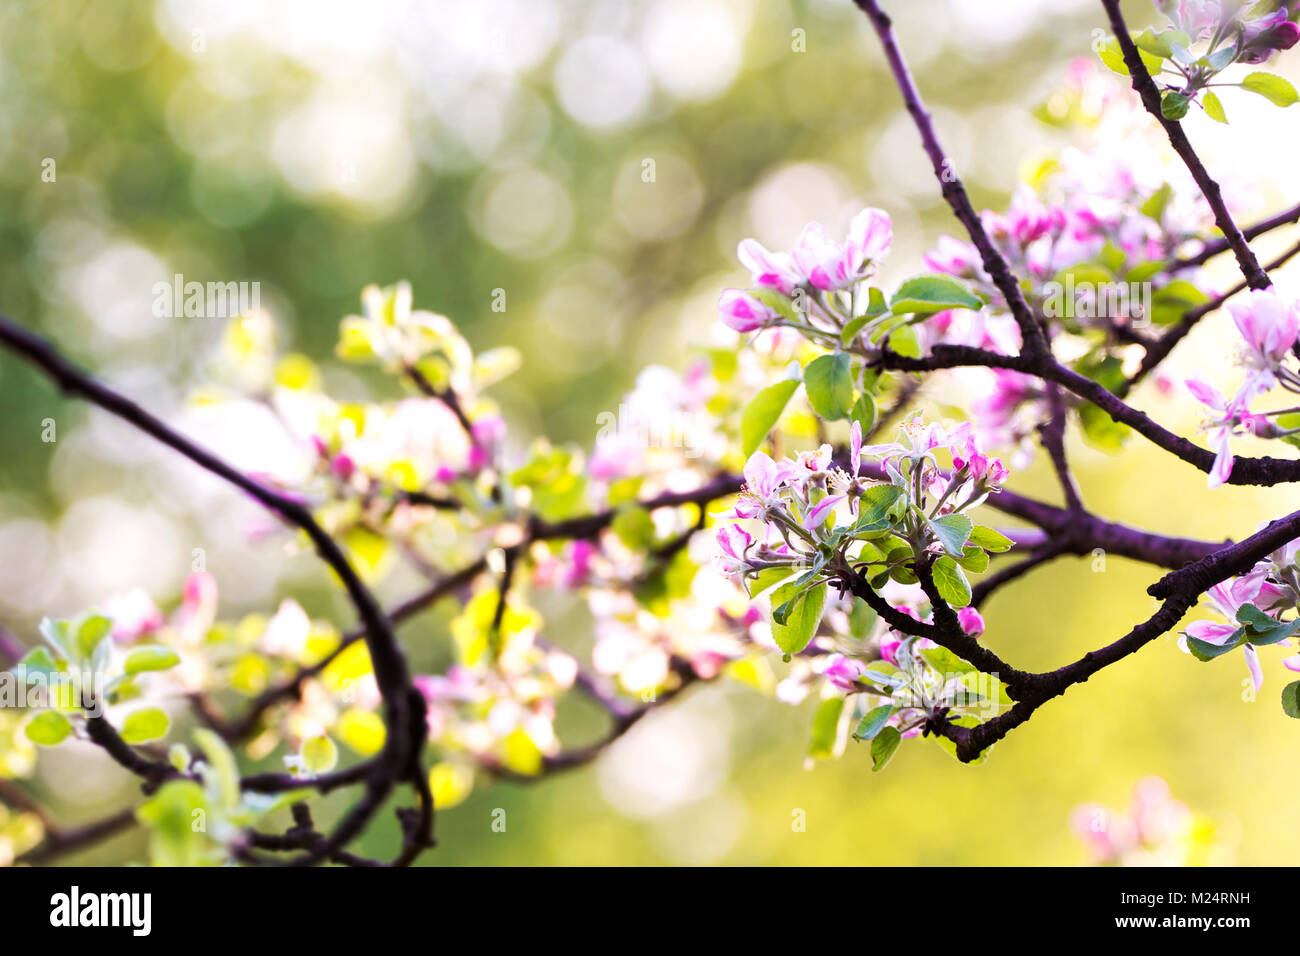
770;581;828;658
889;275;981;316
803;352;854;420
741;379;800;455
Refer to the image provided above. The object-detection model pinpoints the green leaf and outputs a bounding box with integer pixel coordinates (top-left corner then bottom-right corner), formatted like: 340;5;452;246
25;710;72;746
136;780;210;867
847;600;878;642
747;566;794;599
853;704;893;742
1233;605;1300;646
1139;183;1173;222
931;556;972;609
120;707;170;744
12;646;61;682
859;286;889;318
38;617;73;659
884;324;922;359
1283;681;1300;719
72;613;113;662
850;393;877;435
1241;72;1299;107
124;645;181;675
1096;35;1160;76
809;697;844;759
740;379;800;456
871;725;902;771
1202;90;1228;124
930;513;973;556
857;485;904;525
1134;27;1190;59
1161;90;1190;120
803;353;854;420
193;728;241;809
301;735;339;774
770;581;828;657
890;274;982;316
1185;631;1245;661
968;525;1013;553
958;544;990;574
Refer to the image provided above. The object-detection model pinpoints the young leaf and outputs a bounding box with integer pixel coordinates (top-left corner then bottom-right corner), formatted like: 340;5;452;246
1241;72;1299;107
958;544;990;574
124;645;181;675
857;485;904;525
871;725;902;771
931;556;972;609
1161;90;1190;120
770;581;828;657
72;613;114;662
890;274;982;316
25;710;72;746
968;525;1013;553
1202;90;1228;124
853;704;894;742
809;697;845;759
1185;631;1245;661
1283;681;1300;719
301;735;339;774
930;513;974;556
803;353;853;420
740;379;800;456
120;707;171;744
12;646;62;682
851;393;877;435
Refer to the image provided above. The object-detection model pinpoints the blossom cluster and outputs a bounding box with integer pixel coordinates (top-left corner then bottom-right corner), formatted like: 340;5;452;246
1178;525;1300;691
1185;287;1300;486
1071;775;1228;866
1132;1;1300;121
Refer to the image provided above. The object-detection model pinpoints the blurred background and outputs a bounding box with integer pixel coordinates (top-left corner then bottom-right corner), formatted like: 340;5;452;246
3;0;1300;864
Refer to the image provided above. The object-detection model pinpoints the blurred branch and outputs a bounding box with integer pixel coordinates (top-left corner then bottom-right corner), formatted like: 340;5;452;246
1101;0;1272;291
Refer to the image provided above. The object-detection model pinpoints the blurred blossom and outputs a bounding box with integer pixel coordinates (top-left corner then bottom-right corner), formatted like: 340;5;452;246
469;164;574;259
597;694;732;818
555;35;653;129
642;0;745;102
614;151;705;242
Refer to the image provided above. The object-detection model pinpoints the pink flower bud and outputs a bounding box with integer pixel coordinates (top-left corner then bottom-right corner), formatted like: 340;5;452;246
718;289;778;333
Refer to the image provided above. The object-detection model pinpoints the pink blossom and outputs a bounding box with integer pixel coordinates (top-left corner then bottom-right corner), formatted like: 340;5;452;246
1240;10;1300;64
1181;574;1288;692
850;420;863;476
802;493;846;531
718;289;779;333
715;525;754;574
471;415;507;449
737;239;802;296
879;633;902;666
789;208;892;291
1227;287;1300;395
103;589;164;643
331;453;356;480
949;423;1009;487
1155;0;1224;40
562;540;597;589
1185;377;1273;489
957;606;985;636
822;653;867;691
